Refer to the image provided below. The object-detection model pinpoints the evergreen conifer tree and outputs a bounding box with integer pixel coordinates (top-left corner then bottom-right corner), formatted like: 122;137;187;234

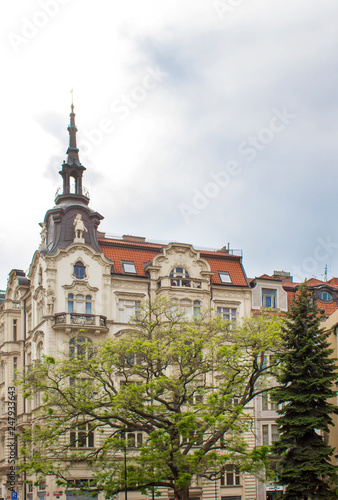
272;282;338;499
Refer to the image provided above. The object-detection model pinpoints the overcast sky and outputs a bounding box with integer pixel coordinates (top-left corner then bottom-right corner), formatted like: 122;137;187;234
1;0;338;290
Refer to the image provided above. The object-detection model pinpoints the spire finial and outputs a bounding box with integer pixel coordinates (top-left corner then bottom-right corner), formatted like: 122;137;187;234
71;88;74;112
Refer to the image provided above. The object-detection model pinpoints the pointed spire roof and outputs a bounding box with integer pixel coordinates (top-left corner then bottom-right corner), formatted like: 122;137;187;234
66;103;81;166
56;104;88;206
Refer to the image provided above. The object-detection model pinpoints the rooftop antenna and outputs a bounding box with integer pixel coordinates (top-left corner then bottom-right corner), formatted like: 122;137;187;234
321;264;328;282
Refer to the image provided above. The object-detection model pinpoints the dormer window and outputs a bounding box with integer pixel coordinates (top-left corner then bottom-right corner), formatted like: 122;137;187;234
219;272;232;283
74;261;86;279
262;288;277;308
318;290;333;302
170;268;191;287
122;262;136;274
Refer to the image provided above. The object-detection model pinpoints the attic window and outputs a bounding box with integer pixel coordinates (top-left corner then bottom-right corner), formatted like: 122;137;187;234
219;272;232;283
318;291;332;302
122;262;136;274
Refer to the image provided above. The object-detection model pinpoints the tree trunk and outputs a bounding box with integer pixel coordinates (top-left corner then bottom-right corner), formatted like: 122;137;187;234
174;485;189;500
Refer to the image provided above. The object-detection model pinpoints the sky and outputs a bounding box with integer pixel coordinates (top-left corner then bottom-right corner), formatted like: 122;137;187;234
1;0;338;290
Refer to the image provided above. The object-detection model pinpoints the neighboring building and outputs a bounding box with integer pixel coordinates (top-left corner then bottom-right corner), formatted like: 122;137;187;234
250;271;338;318
0;108;259;500
250;271;338;499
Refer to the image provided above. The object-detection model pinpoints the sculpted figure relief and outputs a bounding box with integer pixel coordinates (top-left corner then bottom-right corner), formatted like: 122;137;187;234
39;222;47;250
73;214;88;242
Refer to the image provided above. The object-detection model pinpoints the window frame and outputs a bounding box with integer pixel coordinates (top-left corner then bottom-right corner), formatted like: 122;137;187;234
217;307;237;325
118;299;141;323
170;267;191;287
122;261;137;274
13;319;17;342
220;464;241;487
262;288;277;308
262;423;279;445
68;293;92;314
121;429;143;449
70;422;94;449
73;261;86;280
318;290;333;302
218;272;232;284
69;336;93;359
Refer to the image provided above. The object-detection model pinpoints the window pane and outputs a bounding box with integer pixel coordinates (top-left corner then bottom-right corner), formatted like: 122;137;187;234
262;425;269;445
271;425;279;443
74;262;85;279
262;392;268;410
123;262;136;273
262;289;277;308
219;272;232;283
226;472;233;485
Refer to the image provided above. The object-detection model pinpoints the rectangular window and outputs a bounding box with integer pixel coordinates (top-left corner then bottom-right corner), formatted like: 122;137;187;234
221;497;241;500
262;424;279;445
34;391;41;407
218;272;232;283
38;481;46;491
262;392;278;411
122;262;136;274
220;465;240;486
13;357;17;380
70;423;94;448
118;299;140;323
13;320;17;341
121;430;143;448
217;307;237;324
262;288;277;308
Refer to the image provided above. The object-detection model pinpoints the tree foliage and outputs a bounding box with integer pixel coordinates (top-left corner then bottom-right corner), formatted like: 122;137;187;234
272;282;338;499
20;299;282;500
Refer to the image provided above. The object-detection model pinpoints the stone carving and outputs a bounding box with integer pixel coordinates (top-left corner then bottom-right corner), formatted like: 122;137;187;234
73;214;88;243
39;222;47;250
47;286;56;315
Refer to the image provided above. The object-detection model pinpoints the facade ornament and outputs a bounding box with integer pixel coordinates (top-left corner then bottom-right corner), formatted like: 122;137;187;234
73;214;88;243
39;222;47;251
47;286;56;315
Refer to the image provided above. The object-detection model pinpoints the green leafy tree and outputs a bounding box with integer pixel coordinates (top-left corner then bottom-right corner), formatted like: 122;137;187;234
20;299;282;500
272;282;338;499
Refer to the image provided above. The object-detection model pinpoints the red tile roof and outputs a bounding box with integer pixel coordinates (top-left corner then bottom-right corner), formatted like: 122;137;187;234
98;238;249;286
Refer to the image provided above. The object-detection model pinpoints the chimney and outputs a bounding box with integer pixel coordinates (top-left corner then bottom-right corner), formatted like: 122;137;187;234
272;270;293;282
122;235;146;243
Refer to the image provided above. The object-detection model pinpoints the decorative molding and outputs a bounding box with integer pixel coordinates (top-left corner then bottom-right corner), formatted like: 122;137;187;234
32;330;45;343
114;291;146;299
62;281;99;293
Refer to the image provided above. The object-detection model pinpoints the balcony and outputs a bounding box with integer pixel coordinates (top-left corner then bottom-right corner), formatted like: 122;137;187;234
53;312;108;334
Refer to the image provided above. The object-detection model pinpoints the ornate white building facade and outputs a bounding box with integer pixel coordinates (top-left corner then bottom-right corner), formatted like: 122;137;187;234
0;108;277;500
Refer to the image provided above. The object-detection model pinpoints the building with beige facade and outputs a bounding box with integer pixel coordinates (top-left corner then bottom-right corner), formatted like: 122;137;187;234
0;108;264;500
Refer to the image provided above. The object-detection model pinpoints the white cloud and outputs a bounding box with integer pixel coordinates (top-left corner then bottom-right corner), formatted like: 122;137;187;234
1;0;338;287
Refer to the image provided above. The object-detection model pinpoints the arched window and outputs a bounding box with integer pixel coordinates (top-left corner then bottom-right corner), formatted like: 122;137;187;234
69;337;93;359
73;262;86;279
170;268;191;287
68;294;92;314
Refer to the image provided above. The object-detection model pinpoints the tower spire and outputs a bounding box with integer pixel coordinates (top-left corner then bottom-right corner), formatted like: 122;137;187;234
66;96;81;166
